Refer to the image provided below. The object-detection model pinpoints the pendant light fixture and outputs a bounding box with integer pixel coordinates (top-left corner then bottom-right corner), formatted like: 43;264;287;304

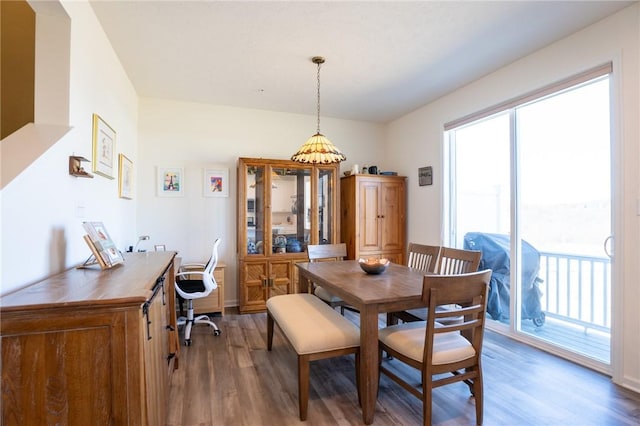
291;56;346;164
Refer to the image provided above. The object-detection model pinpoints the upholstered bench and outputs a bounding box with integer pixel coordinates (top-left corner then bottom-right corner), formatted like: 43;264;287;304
266;293;360;421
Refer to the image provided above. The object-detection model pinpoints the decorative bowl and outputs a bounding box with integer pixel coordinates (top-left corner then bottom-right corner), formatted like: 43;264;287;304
358;258;390;275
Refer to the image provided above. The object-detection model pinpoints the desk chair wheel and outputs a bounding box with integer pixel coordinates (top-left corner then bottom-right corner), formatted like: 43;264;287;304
214;329;221;336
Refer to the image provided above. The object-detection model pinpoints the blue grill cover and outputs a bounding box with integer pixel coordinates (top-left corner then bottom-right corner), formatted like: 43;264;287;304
464;232;544;325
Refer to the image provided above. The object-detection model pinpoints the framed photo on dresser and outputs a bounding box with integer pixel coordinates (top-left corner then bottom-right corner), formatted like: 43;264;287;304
82;221;124;269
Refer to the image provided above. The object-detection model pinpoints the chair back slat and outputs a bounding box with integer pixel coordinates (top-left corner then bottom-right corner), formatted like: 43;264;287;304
406;243;440;273
436;247;481;274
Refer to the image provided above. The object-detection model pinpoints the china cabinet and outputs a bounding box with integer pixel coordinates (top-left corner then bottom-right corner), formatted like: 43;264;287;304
237;157;339;313
340;174;407;264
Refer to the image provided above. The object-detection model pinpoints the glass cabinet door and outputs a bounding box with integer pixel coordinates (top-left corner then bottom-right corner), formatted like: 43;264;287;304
246;165;265;255
318;167;336;244
241;159;339;257
271;166;311;254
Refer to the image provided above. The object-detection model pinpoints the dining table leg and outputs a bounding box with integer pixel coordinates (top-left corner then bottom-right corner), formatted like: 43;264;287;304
298;274;310;293
358;305;379;425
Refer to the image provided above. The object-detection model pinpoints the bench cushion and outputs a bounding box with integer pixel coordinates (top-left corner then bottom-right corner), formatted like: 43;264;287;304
267;293;360;355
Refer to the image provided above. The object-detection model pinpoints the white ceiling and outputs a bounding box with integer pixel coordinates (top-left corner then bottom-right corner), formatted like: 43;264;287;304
89;1;634;124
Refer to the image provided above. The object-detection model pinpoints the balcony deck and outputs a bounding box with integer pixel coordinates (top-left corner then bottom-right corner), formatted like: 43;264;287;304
520;316;610;363
486;248;612;364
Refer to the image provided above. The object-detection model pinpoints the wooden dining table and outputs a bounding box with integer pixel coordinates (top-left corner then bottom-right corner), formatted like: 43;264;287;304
296;260;427;425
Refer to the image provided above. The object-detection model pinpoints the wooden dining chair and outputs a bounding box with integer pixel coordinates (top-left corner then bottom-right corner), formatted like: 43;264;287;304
406;243;441;273
388;243;441;325
389;246;482;326
378;269;492;426
306;243;356;315
436;246;482;275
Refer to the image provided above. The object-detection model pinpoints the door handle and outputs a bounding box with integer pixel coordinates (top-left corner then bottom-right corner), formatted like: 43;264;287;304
604;235;613;258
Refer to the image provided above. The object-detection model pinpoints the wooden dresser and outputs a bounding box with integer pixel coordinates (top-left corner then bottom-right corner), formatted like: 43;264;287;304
0;252;179;425
341;174;407;264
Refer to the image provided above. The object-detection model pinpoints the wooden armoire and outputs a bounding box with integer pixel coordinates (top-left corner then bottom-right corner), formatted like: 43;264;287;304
340;174;407;264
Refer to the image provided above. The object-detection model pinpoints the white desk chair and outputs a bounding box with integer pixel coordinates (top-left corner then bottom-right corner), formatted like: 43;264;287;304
175;238;221;345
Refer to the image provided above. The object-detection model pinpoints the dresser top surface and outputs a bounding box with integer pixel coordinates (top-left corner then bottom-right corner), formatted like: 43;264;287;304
0;252;176;312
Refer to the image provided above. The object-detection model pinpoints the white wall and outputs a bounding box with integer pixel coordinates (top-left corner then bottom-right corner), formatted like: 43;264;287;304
385;4;640;392
137;98;384;305
0;0;138;294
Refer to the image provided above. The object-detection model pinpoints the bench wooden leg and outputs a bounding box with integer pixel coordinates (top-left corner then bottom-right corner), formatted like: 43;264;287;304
298;354;310;421
267;313;274;351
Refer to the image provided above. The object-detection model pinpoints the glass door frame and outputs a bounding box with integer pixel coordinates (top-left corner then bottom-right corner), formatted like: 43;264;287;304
443;71;618;375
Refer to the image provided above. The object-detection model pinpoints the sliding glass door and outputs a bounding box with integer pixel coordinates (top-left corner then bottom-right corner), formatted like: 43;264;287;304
446;73;612;366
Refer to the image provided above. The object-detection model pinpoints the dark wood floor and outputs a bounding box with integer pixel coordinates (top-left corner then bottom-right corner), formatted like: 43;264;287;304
167;308;640;425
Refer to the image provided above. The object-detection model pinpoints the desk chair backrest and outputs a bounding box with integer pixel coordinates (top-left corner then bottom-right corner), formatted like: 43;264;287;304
406;243;440;273
436;247;481;275
201;238;221;284
175;238;221;300
307;243;347;262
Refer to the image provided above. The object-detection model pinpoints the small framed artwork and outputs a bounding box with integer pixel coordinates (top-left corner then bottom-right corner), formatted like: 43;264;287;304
418;166;433;186
92;114;116;179
203;168;229;197
154;244;166;251
118;154;133;199
157;166;184;197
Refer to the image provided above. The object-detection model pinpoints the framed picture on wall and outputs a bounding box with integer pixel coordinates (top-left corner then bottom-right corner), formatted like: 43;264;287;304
157;166;184;197
92;114;116;179
203;168;229;197
118;154;133;199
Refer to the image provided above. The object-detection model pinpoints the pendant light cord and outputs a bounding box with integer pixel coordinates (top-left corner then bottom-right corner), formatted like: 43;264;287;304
316;61;321;134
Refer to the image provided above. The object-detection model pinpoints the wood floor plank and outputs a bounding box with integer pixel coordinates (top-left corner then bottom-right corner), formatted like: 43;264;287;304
168;309;640;425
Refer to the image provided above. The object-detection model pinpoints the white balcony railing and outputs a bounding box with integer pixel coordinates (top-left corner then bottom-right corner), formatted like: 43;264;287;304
537;251;611;333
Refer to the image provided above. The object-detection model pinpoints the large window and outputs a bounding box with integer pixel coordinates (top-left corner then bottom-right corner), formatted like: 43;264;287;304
445;65;612;367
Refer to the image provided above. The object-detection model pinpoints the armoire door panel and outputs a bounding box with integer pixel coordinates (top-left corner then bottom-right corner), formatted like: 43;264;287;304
359;182;381;251
381;182;405;251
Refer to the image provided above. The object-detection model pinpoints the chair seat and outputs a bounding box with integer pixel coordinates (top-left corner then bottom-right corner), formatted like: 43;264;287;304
314;285;344;303
176;278;206;294
378;321;475;364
